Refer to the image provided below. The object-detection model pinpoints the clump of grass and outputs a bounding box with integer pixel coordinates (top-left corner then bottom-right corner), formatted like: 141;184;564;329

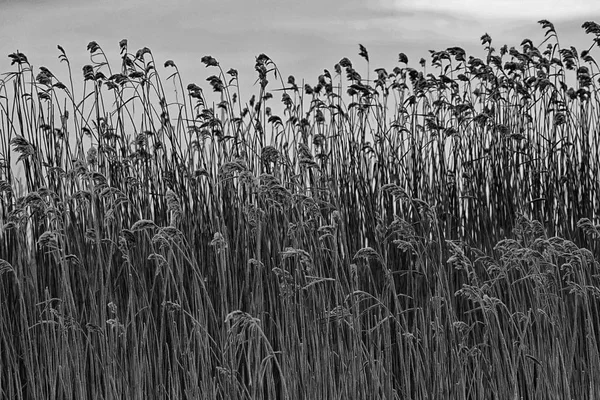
1;19;600;399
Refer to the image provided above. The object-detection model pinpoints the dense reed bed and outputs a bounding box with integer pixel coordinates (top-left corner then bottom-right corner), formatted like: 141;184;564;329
1;20;600;399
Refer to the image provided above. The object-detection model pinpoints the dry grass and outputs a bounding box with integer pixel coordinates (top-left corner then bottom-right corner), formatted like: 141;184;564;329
1;20;600;399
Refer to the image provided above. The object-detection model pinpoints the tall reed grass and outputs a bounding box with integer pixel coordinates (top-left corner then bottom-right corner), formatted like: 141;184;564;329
1;20;600;399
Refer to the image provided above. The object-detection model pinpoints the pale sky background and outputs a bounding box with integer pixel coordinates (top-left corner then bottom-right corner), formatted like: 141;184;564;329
1;0;600;113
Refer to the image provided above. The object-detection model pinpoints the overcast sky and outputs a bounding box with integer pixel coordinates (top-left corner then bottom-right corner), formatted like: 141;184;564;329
1;0;600;106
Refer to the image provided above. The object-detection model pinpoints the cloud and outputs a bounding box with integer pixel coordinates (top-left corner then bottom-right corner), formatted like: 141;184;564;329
2;0;599;104
377;0;600;21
